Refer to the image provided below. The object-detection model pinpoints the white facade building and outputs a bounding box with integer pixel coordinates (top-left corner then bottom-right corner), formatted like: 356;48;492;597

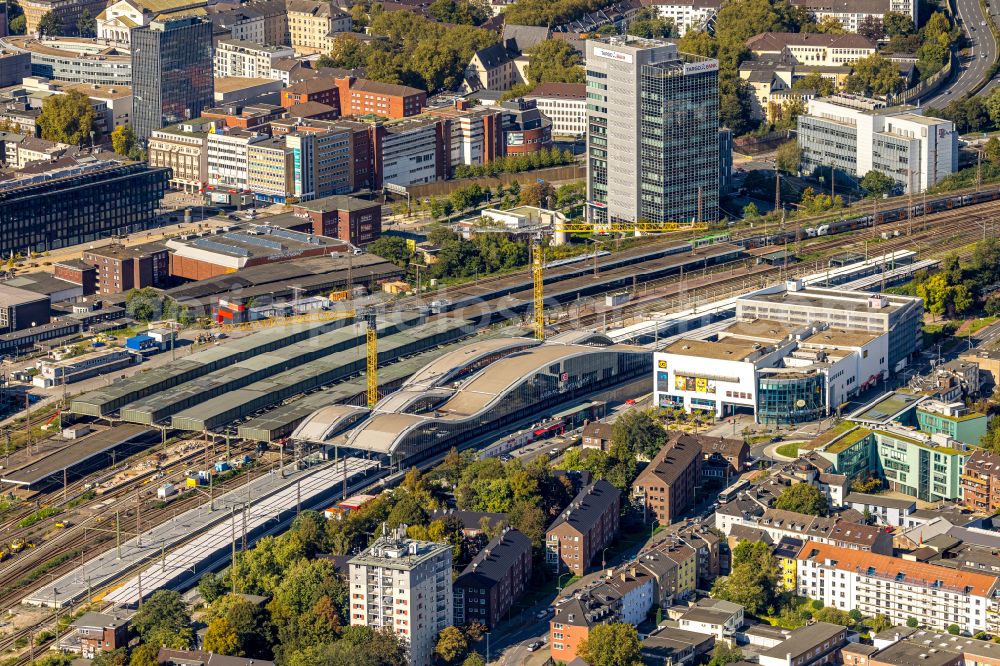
843;492;916;527
214;39;295;80
798;94;958;193
791;0;918;32
652;316;888;422
349;535;453;666
796;541;999;635
525;83;587;138
380;118;440;187
206;130;268;192
646;0;721;36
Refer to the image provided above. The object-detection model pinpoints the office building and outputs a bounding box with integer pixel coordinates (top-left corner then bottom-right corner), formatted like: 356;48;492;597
585;35;720;225
796;541;1000;635
961;449;1000;513
0;159;169;257
735;281;924;371
335;77;426;119
453;528;532;629
525;82;586;138
349;534;452;666
719;128;733;194
206;129;269;195
34;348;137;388
147;118;213;193
425;101;504;169
374;116;442;188
632;434;701;524
214;39;294;79
247;137;295;203
2;36;132;87
500;98;553;156
546;479;621;576
82;243;170;295
132;17;214;143
798;94;957;193
0;51;31;88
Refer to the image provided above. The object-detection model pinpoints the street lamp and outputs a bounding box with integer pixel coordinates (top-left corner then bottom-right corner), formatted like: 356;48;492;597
557;571;573;592
601;546;611;569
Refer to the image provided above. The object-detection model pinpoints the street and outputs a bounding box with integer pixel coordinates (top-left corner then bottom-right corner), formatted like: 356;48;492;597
921;0;998;106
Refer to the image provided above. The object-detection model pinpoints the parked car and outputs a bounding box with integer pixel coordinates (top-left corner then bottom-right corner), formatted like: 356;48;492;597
527;641;544;652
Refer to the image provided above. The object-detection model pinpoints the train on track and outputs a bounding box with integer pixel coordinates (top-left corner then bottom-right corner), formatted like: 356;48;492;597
742;187;1000;248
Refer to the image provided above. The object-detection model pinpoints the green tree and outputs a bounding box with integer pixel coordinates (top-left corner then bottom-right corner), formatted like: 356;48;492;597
37;10;62;36
814;15;845;33
427;0;488;24
525;39;584;85
611;410;667;459
711;541;778;614
204;617;242;656
869;614;892;634
37;90;98;146
948;624;961;635
883;11;913;36
792;71;835;96
92;648;128;666
743;202;760;219
709;642;745;666
907;617;919;628
128;644;160;666
7;2;25;34
463;654;486;666
775;140;800;174
857;15;883;42
860;170;896;197
845;53;903;96
436;626;469;663
628;7;674;38
578;623;643;666
985;137;1000;166
76;8;96;36
814;607;855;627
35;656;74;666
199;571;228;604
319;34;371;69
774;483;829;515
125;287;164;322
131;590;193;646
369;236;411;268
519;180;555;207
111;125;137;157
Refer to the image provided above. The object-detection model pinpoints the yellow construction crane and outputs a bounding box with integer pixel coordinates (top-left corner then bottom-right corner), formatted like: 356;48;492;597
533;241;544;341
365;308;379;408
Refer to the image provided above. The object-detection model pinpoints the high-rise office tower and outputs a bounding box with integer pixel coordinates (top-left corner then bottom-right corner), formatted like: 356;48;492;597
132;16;213;144
585;36;720;225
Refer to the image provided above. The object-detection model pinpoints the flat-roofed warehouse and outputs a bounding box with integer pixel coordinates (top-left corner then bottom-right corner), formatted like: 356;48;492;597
70;318;356;417
0;282;51;333
170;318;472;432
166;225;350;281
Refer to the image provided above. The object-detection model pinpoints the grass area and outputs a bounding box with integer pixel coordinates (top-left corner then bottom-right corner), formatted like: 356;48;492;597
775;443;799;458
746;434;774;445
16;506;62;529
826;427;873;454
967;317;998;335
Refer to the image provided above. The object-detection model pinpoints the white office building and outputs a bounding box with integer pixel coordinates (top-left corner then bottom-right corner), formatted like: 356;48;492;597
525;82;586;138
214;39;295;80
349;534;453;666
206;130;268;193
798;94;957;193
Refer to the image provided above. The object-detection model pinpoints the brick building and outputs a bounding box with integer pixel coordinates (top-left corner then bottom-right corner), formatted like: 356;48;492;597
70;611;131;659
334;77;426;119
281;77;340;109
291;195;382;245
82;243;170;295
961;449;1000;513
53;260;97;296
453;528;532;629
632;434;702;525
545;479;621;576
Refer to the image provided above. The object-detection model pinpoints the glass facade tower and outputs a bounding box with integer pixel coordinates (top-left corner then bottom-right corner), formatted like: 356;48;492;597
585;36;720;225
132;17;214;144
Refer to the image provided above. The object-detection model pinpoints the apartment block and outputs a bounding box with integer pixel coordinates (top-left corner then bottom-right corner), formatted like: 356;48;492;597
790;0;917;31
82;243;170;295
349;535;452;666
961;449;1000;513
214;39;295;79
70;611;131;660
285;0;351;54
546;479;621;576
148;118;212;193
646;0;721;36
798;94;957;193
796;541;999;635
453;528;532;630
631;434;701;525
